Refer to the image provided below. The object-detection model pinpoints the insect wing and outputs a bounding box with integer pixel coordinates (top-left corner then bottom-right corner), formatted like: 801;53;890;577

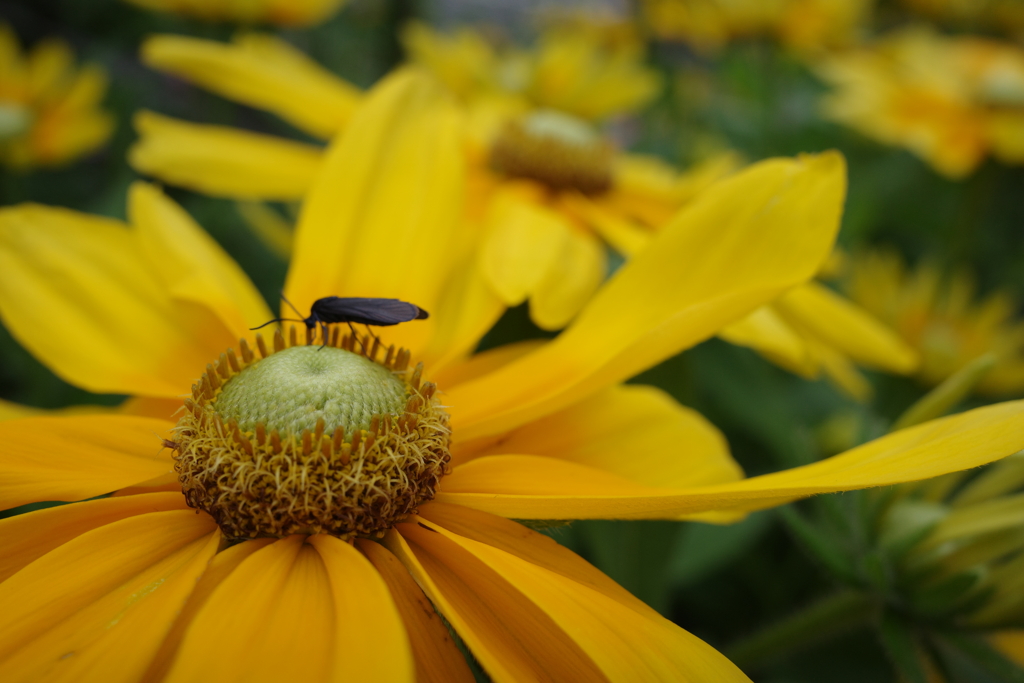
312;297;428;326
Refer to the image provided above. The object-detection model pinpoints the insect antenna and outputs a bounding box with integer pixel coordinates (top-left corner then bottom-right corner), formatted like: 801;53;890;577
279;292;307;320
250;317;305;330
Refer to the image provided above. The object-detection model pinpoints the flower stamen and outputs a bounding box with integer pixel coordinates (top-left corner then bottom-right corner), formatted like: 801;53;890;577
170;325;450;540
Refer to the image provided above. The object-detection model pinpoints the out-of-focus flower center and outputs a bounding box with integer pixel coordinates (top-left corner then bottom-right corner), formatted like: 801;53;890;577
489;109;613;194
169;327;450;540
0;102;33;141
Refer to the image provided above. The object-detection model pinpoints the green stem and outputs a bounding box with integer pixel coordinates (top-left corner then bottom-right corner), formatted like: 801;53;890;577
725;590;875;672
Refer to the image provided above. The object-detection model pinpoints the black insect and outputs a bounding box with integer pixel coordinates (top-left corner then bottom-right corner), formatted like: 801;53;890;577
251;295;429;349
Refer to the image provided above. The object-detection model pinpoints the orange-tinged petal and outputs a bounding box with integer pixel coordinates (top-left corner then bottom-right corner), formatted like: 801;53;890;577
480;189;571;307
142;538;276;683
285;69;467;359
165;536;333;683
142;34;360;139
438;401;1024;519
129;182;272;340
357;539;475;683
386;525;608;682
0;204;227;396
992;630;1024;667
130;111;322;200
0;415;174;509
0;491;187;582
530;227;607;331
452;384;742;490
0;510;219;682
309;535;414;682
719;305;817;377
0;399;114;422
448;152;847;440
775;282;918;374
414;511;752;682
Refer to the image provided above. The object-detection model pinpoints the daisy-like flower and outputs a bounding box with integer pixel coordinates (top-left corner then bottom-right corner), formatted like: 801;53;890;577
899;0;1024;42
0;25;114;170
640;0;872;54
120;0;346;26
129;32;914;397
844;249;1024;395
817;27;1024;179
2;71;1024;683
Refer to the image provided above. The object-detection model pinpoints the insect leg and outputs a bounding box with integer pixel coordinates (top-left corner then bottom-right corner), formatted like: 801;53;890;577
319;322;329;351
346;321;368;354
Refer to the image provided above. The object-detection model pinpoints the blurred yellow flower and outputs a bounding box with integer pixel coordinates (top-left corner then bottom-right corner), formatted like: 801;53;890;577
4;71;1023;682
403;20;663;122
845;249;1024;395
642;0;871;53
900;0;1024;41
121;0;346;25
128;30;914;389
0;25;113;170
817;28;1024;178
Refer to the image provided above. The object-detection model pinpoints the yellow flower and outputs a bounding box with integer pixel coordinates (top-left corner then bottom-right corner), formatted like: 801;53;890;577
128;33;914;394
817;27;1024;178
844;249;1024;395
403;21;663;122
120;0;346;25
641;0;871;54
899;0;1024;42
0;25;113;170
3;71;1020;681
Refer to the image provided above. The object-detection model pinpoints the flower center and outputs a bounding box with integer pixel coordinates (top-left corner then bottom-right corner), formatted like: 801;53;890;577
0;102;32;141
169;327;450;540
489;109;613;194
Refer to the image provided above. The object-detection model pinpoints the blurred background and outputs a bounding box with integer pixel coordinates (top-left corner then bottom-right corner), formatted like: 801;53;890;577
2;0;1024;680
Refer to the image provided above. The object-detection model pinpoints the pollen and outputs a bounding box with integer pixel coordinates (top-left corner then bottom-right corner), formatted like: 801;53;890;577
489;109;614;195
169;326;450;540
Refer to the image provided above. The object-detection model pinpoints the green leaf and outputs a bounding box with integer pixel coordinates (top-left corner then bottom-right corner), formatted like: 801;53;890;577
932;631;1024;683
780;506;861;585
667;511;773;588
877;611;931;683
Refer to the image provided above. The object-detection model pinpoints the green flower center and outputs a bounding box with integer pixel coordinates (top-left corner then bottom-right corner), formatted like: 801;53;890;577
214;345;407;437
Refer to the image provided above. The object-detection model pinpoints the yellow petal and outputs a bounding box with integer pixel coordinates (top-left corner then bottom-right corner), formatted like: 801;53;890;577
308;535;415;682
558;192;652;256
991;631;1024;667
453;384;742;490
0;510;218;682
811;338;873;401
129;182;272;340
719;305;817;377
0;203;233;396
165;537;333;683
285;70;468;359
775;282;919;374
142;34;360;140
415;509;752;682
480;188;571;306
386;525;608;681
357;539;474;683
437;400;1024;519
0;399;113;422
415;254;506;374
387;518;749;683
166;535;413;683
435;339;547;390
130;110;322;200
448;151;848;440
530;227;607;331
0;491;187;583
141;539;276;683
0;415;174;509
